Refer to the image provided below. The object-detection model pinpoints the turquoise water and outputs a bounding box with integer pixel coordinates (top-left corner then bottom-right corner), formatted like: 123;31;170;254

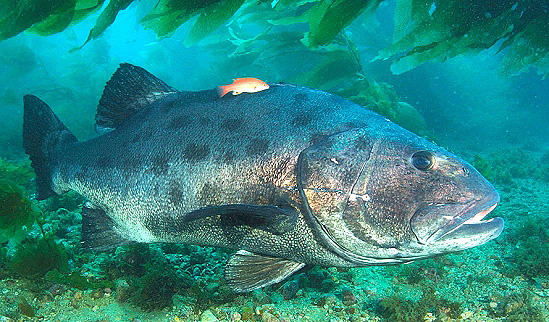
1;1;548;321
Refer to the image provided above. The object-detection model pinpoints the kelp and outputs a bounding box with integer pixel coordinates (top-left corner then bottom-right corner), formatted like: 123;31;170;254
1;0;547;76
302;0;382;48
76;0;131;49
141;0;221;39
1;0;381;51
184;0;245;47
375;0;549;77
0;0;105;40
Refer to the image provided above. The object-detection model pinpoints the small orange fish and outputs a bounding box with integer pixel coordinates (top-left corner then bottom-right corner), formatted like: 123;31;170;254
217;78;270;97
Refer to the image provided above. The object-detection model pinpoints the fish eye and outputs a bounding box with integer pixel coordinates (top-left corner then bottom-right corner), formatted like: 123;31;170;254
411;151;436;171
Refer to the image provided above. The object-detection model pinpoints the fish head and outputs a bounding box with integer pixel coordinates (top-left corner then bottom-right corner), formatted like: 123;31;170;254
298;126;503;265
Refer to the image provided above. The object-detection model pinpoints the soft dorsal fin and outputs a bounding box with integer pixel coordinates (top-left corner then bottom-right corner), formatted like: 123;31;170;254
95;63;178;133
225;250;305;292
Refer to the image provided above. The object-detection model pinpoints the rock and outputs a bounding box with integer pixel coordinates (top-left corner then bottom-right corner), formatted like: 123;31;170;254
253;291;272;305
281;280;299;300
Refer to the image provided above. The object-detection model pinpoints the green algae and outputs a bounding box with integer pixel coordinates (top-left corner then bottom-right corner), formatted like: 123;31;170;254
0;179;36;243
76;0;132;49
504;218;549;279
7;236;69;276
0;158;34;188
377;284;462;321
472;148;549;187
45;269;113;290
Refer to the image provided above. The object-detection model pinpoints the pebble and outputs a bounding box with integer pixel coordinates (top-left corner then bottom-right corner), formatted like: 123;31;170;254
115;280;131;302
261;312;279;322
342;289;357;306
73;291;83;301
200;310;219;322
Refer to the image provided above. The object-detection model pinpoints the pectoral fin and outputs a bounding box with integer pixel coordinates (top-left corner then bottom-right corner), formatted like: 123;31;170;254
225;250;305;292
184;204;298;235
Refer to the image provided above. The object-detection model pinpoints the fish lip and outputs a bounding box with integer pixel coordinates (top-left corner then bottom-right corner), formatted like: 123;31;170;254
434;201;500;242
412;192;502;245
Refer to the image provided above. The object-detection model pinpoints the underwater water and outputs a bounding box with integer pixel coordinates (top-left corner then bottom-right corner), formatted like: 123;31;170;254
1;0;549;321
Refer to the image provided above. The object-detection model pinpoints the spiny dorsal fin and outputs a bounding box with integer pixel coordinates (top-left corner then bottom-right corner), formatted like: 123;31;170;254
95;63;177;133
225;250;305;292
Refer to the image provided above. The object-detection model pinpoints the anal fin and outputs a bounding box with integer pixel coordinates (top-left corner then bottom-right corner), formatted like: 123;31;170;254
225;250;305;292
81;202;130;251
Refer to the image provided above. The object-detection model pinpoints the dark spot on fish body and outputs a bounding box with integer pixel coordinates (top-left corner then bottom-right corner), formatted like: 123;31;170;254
221;118;244;132
183;143;210;161
198;182;216;204
292;93;308;105
291;113;312;127
160;99;178;112
151;156;170;175
342;122;359;130
246;139;269;156
96;156;113;168
166;115;192;130
121;157;143;180
310;133;329;145
131;127;155;143
222;151;235;164
168;182;184;206
122;157;142;170
354;136;371;151
199;117;212;125
143;212;182;236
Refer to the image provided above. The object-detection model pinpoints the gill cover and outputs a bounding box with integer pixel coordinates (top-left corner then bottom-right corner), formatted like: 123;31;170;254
297;128;398;265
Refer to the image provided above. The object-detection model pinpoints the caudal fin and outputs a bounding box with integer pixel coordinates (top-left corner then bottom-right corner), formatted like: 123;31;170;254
23;95;78;200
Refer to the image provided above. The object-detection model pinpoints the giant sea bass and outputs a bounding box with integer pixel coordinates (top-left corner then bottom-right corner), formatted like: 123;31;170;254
23;64;503;292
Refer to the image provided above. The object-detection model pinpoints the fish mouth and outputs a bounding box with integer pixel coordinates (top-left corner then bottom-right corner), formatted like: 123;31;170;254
411;194;503;246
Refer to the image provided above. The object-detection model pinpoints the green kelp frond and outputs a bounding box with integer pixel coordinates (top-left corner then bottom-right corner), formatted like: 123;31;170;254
141;0;224;39
500;17;549;79
375;0;549;76
30;0;106;36
75;0;133;50
302;0;382;48
185;0;245;46
0;0;106;41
